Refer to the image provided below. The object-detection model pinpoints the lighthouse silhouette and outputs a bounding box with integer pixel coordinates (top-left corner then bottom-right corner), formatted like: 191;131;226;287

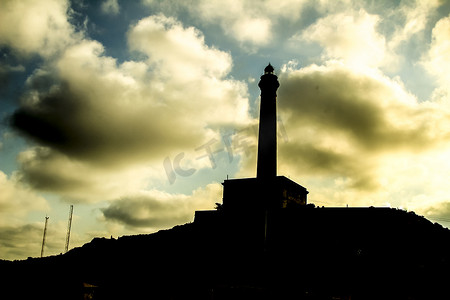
257;63;279;180
195;64;308;224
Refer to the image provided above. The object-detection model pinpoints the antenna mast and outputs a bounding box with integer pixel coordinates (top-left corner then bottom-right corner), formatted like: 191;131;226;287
40;216;49;258
65;205;73;253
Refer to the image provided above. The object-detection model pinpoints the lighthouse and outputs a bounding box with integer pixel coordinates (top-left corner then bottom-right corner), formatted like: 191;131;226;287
195;64;308;224
218;64;308;212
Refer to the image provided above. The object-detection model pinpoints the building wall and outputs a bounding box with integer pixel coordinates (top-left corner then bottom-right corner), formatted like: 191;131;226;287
222;176;308;212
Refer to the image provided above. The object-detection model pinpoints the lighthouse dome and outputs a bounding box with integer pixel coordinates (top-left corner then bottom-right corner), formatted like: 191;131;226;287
264;63;274;74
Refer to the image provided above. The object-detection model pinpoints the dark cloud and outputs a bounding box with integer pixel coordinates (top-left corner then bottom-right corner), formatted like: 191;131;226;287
10;77;197;167
102;183;220;229
280;142;379;190
102;195;190;228
11;83;78;149
0;220;75;260
276;64;450;191
13;147;153;203
0;224;43;259
279;66;449;151
14;148;88;193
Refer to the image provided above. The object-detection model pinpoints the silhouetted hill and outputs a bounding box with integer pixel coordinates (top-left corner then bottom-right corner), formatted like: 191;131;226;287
2;207;450;300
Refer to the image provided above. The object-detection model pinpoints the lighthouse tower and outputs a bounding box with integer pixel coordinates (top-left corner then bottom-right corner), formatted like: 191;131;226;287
257;63;279;180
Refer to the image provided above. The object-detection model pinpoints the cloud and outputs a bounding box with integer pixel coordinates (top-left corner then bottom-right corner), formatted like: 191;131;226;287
285;1;443;73
101;183;221;229
172;0;274;47
0;219;74;260
422;15;450;91
297;9;386;68
0;0;78;58
127;14;233;79
14;147;152;202
0;171;48;224
230;17;272;47
388;0;440;50
143;0;313;47
101;0;120;16
421;201;450;221
102;192;190;228
0;223;43;259
279;63;450;150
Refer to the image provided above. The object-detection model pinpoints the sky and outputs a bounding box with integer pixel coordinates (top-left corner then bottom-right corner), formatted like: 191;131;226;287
1;0;450;260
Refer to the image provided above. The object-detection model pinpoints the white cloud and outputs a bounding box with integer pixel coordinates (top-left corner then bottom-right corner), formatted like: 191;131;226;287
231;17;272;46
388;0;441;49
191;0;273;47
0;0;78;58
378;150;450;212
422;16;450;92
0;171;48;226
128;14;233;79
143;0;313;47
297;9;386;68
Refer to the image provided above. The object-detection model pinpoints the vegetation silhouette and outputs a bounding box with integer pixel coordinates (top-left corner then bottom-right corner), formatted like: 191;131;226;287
1;207;450;299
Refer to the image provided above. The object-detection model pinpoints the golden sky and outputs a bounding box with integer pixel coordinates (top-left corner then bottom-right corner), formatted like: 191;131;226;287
1;0;450;260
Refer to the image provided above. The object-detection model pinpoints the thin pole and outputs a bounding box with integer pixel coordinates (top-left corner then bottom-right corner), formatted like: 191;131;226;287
40;216;49;258
65;205;73;253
